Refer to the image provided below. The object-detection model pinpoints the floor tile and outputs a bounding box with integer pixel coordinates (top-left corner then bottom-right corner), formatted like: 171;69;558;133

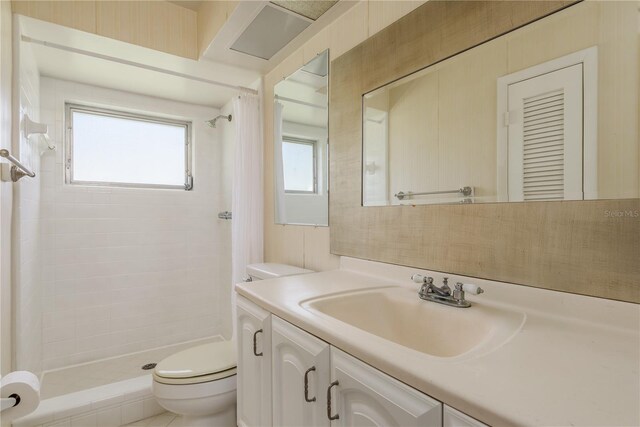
122;412;177;427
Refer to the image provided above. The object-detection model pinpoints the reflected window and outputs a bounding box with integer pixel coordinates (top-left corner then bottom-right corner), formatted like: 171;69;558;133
66;104;192;190
282;136;316;193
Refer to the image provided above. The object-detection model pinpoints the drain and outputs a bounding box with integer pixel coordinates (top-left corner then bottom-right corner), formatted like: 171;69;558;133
141;363;157;370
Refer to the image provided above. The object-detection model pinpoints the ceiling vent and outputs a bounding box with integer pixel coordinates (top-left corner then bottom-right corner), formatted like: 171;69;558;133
271;1;338;21
230;4;311;60
229;1;338;61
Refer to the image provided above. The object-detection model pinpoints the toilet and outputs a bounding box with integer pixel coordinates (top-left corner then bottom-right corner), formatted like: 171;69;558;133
152;263;313;427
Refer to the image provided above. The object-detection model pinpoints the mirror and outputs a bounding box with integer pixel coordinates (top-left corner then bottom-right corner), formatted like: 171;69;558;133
363;1;638;206
274;50;329;225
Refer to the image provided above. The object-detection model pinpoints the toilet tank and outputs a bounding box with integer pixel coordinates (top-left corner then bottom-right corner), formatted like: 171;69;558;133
246;263;313;281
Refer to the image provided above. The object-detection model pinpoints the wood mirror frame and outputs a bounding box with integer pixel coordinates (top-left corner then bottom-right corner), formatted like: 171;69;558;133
329;0;639;303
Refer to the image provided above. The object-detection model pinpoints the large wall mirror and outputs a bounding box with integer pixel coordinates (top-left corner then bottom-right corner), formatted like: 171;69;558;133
363;1;638;206
274;50;329;225
330;1;639;303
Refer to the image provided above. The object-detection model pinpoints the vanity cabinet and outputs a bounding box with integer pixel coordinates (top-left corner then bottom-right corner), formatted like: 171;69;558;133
270;315;441;427
236;297;481;427
330;347;442;426
271;316;331;427
237;296;272;427
443;405;489;427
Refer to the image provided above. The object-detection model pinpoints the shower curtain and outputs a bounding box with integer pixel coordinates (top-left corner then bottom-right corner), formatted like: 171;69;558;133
231;90;264;340
273;101;287;224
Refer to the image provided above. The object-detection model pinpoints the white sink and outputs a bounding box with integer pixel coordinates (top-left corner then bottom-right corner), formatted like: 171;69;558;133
302;286;525;358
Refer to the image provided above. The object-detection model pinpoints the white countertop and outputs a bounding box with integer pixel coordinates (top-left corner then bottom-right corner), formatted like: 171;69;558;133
235;258;640;427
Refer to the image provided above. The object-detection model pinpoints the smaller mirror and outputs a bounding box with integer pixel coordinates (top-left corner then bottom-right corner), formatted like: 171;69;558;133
274;49;329;226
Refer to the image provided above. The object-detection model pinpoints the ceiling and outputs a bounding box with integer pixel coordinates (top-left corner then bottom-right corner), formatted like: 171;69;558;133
16;1;358;108
19;16;260;108
167;1;203;12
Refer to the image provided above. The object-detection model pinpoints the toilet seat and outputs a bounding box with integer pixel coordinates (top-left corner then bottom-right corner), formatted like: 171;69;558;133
153;341;237;385
153;371;237;400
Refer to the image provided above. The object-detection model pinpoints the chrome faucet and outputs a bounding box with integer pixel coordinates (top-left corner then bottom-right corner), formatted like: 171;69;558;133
412;274;484;308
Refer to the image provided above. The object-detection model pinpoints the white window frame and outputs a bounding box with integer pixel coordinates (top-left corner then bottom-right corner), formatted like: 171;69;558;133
496;46;598;201
65;103;193;190
282;135;318;194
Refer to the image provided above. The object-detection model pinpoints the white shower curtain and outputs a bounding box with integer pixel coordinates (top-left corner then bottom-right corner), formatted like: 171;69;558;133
231;90;264;340
273;101;287;224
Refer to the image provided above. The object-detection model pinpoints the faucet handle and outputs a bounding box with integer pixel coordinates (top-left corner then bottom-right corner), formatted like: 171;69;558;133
411;274;433;284
455;282;484;295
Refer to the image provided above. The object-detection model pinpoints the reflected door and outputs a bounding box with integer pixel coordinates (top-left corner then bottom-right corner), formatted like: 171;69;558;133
506;64;584;201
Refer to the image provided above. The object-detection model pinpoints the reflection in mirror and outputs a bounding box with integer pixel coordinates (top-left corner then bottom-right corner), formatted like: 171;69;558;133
363;1;638;206
274;50;329;225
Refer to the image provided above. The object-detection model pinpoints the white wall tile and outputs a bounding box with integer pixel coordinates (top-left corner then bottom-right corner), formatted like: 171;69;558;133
44;420;71;427
38;77;231;369
142;397;164;419
70;412;97;427
96;407;121;427
15;39;43;375
121;400;143;425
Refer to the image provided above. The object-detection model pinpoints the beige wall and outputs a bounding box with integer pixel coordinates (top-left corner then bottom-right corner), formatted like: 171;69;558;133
0;0;13;382
263;1;427;271
197;0;237;57
11;0;198;59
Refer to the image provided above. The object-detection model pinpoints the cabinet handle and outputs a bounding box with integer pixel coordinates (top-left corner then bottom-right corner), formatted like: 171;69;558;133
252;329;263;356
304;366;316;403
327;380;339;420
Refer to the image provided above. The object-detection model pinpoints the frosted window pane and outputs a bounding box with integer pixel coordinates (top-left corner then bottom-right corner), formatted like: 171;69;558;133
283;140;315;192
72;111;186;186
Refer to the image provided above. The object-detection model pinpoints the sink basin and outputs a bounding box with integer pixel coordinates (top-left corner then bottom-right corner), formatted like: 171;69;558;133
301;286;525;358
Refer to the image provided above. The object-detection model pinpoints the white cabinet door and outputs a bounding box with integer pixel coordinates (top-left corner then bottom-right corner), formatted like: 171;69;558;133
237;296;272;427
329;347;442;427
272;316;331;427
505;64;584;202
443;405;488;427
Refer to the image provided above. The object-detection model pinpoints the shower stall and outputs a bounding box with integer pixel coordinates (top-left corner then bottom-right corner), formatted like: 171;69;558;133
1;14;244;427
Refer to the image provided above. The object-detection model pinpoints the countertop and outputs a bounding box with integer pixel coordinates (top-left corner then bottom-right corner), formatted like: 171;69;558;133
235;258;640;426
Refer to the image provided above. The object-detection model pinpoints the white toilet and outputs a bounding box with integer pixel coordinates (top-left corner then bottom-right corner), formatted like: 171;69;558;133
152;263;313;427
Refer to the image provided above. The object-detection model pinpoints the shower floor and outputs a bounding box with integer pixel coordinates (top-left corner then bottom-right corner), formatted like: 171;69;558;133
40;337;218;399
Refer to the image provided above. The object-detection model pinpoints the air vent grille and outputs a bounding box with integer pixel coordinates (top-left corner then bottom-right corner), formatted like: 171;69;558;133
230;5;311;60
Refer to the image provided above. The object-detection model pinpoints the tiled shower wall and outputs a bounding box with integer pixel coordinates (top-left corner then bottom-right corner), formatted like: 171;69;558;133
38;78;231;370
14;34;43;375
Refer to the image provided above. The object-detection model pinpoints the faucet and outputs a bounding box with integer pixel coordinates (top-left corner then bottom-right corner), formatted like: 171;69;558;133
412;274;484;308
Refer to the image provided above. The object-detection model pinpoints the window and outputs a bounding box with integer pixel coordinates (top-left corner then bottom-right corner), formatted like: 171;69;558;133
66;104;192;190
282;136;317;193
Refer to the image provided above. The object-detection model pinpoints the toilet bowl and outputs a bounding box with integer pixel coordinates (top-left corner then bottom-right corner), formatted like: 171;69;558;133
152;263;313;427
152;341;237;427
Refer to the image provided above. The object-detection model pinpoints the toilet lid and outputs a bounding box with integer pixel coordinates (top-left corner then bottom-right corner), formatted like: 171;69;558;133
154;341;236;379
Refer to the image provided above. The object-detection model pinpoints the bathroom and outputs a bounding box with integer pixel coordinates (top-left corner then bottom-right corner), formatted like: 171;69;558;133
0;1;638;427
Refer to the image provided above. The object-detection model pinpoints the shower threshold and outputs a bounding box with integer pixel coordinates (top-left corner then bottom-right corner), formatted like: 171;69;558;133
14;337;222;427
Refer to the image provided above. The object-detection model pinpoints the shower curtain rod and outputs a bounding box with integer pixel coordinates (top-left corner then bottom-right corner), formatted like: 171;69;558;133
21;35;259;95
275;95;326;110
